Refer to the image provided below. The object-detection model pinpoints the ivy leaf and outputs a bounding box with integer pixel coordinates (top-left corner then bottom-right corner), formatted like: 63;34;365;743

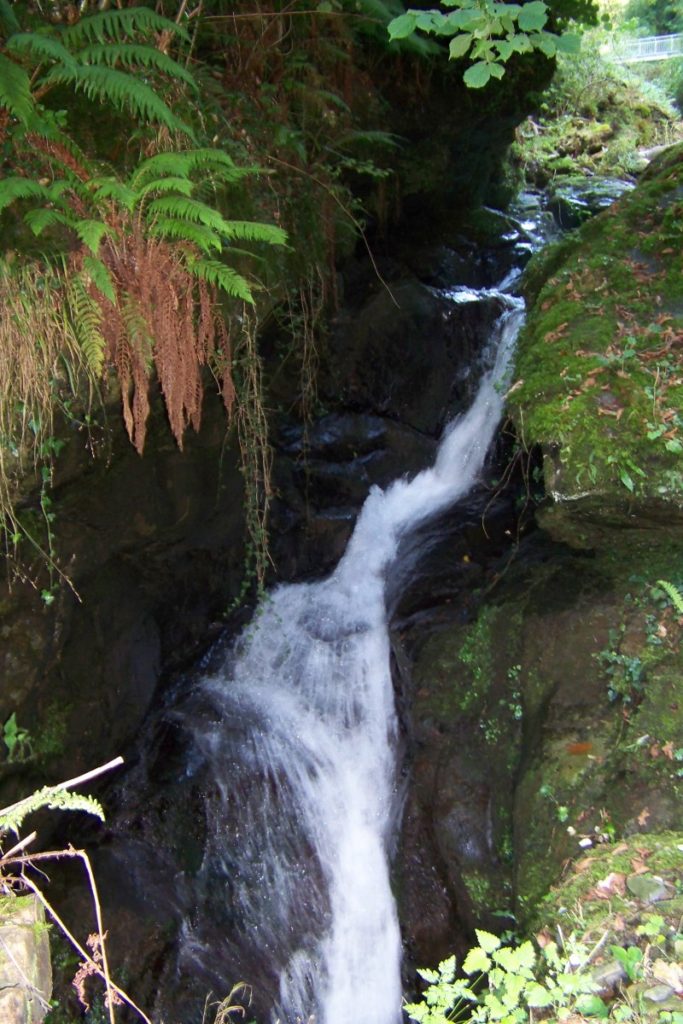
449;32;473;58
534;33;556;57
518;0;548;31
388;12;417;39
463;61;492;88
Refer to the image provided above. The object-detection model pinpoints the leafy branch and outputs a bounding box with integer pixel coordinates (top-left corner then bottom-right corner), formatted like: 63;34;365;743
389;0;581;87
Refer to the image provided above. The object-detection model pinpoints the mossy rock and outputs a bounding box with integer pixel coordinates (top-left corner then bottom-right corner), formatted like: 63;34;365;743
509;142;683;511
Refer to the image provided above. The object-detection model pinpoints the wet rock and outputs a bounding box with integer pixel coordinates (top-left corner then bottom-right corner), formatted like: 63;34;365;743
0;895;51;1024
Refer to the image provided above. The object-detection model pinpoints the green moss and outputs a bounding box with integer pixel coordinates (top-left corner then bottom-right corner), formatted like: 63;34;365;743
510;143;683;504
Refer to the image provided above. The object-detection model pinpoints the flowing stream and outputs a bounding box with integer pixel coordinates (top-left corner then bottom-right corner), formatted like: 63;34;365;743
184;291;525;1024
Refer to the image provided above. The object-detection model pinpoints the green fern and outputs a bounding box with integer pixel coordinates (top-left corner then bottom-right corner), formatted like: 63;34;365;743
5;32;78;69
146;195;237;232
61;7;188;47
0;786;104;836
67;274;107;374
187;256;254;303
657;579;683;614
0;178;51;213
73;218;112;255
40;64;195;139
0;0;21;35
24;207;73;236
148;218;223;254
77;43;196;89
82;255;116;304
220;220;288;246
134;176;196;202
0;54;34;122
130;149;252;189
90;177;137;211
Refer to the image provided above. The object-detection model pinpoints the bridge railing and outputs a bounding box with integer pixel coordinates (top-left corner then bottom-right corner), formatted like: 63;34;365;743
609;32;683;63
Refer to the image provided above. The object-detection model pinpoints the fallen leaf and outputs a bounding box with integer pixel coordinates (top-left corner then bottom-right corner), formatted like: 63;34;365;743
630;858;649;875
637;807;651;827
612;842;629;855
574;857;595;874
662;741;675;760
594;872;626;897
566;742;593;755
650;743;661;758
612;914;626;932
652;961;683;992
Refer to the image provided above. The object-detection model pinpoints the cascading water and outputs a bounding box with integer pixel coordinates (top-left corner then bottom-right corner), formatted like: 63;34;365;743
183;292;525;1024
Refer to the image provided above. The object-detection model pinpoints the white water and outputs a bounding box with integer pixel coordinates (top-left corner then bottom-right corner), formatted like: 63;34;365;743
189;295;524;1024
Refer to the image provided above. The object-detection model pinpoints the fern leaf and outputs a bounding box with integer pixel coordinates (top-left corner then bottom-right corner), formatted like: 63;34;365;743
0;0;21;35
68;273;107;373
134;176;195;202
145;195;234;232
5;32;78;69
656;579;683;614
24;207;73;235
0;785;104;836
82;254;116;304
186;256;254;303
148;217;222;253
221;220;288;246
62;7;189;47
77;42;196;89
0;177;49;213
0;54;34;123
39;64;195;140
90;177;137;210
73;218;111;255
130;149;252;189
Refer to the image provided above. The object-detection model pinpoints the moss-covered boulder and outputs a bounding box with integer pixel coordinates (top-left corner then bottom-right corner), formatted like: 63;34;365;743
508;143;683;514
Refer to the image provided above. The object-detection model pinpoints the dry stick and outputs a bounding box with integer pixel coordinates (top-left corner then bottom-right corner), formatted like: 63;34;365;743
20;867;153;1024
266;154;400;309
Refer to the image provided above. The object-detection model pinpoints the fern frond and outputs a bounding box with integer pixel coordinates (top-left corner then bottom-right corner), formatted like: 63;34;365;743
62;7;189;47
77;43;196;89
0;0;21;35
148;217;222;253
656;579;683;614
90;177;136;210
134;176;195;202
145;195;234;232
130;149;252;189
186;256;254;303
0;786;104;835
39;64;195;140
0;177;50;213
5;32;78;69
221;220;288;246
67;273;107;374
73;218;112;255
0;54;34;123
24;207;74;235
82;254;116;304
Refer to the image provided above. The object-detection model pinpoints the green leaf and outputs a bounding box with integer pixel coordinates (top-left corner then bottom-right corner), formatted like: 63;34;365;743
62;7;188;47
533;32;556;57
74;218;111;255
555;32;581;54
463;61;492;88
0;0;21;35
619;468;635;492
39;64;195;140
82;255;116;303
221;220;288;246
186;257;254;303
148;218;223;254
0;54;34;123
576;995;609;1017
0;177;49;212
6;32;78;69
462;945;492;974
24;207;73;235
76;43;197;90
449;32;473;58
488;61;505;78
91;178;137;210
475;929;502;953
517;0;548;31
526;983;554;1008
388;12;418;39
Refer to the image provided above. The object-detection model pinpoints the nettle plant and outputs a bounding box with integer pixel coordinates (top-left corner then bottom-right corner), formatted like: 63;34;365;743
405;929;605;1024
0;2;287;453
388;0;581;88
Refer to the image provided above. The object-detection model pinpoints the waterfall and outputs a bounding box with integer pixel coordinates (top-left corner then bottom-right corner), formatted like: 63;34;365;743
184;294;525;1024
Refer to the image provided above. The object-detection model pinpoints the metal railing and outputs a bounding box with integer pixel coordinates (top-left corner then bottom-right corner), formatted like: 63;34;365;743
610;33;683;63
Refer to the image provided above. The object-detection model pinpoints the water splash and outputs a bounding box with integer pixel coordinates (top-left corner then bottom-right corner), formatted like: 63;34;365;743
186;296;524;1024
